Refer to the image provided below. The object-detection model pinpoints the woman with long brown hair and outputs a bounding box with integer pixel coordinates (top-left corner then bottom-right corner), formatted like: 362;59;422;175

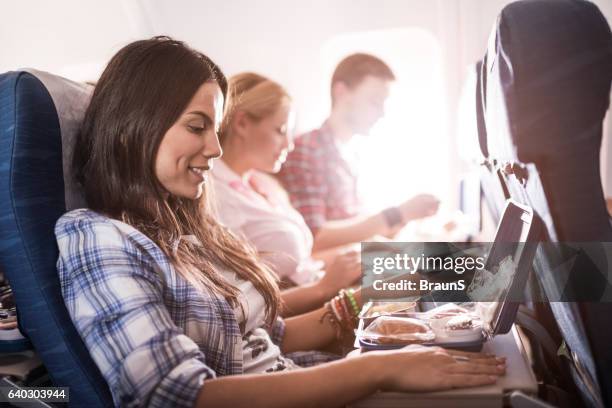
56;36;504;408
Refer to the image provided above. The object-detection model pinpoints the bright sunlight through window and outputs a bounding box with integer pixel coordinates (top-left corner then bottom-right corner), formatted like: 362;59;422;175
320;28;449;214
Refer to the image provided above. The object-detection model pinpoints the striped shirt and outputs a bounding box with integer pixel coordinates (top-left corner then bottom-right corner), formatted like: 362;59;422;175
55;209;335;408
278;123;361;234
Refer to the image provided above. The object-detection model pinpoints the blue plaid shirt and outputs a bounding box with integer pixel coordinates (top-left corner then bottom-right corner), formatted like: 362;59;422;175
56;209;334;408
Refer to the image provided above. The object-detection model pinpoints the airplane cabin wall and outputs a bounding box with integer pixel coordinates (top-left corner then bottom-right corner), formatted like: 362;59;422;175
1;0;610;204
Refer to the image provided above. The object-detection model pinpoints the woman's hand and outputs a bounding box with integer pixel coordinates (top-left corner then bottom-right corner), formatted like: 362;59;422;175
369;345;505;392
319;250;362;294
279;250;361;317
198;345;504;408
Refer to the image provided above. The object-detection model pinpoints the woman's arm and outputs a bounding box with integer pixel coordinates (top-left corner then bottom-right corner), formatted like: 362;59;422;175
312;194;441;252
281;289;362;353
312;213;390;252
281;306;338;353
280;281;334;316
196;353;379;408
197;346;504;408
311;243;357;265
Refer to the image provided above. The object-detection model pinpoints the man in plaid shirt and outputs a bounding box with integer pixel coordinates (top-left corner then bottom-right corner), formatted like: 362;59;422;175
279;54;439;252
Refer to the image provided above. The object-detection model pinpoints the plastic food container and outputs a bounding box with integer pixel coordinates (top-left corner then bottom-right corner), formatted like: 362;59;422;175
357;303;485;351
357;200;542;352
358;301;418;326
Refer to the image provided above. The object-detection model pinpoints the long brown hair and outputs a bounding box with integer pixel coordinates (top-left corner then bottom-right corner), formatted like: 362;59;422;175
74;36;280;322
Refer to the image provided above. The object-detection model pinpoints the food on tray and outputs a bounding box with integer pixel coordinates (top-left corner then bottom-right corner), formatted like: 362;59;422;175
361;316;435;344
427;314;483;342
423;303;483;342
445;315;474;330
362;301;417;318
375;317;429;335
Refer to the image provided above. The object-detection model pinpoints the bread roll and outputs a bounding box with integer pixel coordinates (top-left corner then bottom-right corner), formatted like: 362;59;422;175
375;317;429;335
362;316;435;344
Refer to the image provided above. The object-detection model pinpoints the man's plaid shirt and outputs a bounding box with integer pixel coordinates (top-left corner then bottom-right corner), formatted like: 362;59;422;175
278;123;361;235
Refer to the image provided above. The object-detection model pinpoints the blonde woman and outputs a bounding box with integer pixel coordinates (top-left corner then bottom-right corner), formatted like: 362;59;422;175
57;37;505;408
211;73;361;315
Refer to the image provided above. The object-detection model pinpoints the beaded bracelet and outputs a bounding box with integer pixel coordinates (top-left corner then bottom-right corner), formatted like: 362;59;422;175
336;292;351;322
331;295;345;330
337;290;350;317
336;290;358;332
345;289;360;317
321;289;361;340
329;297;342;321
338;289;358;319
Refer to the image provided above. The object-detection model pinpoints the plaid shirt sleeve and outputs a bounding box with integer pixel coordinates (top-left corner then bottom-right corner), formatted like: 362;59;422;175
266;316;286;346
285;351;341;367
56;213;215;408
279;134;328;234
266;317;340;367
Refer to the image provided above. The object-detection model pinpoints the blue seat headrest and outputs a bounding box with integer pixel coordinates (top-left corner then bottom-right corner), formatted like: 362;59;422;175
0;69;113;406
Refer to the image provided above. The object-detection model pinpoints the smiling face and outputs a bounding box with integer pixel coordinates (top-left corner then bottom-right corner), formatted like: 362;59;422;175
155;81;224;199
240;102;295;173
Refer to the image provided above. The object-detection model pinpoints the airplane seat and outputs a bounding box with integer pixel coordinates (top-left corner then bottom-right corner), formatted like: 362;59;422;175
485;0;612;242
480;0;612;406
477;50;571;396
0;70;113;406
474;59;510;225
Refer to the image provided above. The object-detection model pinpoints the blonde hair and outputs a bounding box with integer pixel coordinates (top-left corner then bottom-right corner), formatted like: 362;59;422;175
219;72;291;145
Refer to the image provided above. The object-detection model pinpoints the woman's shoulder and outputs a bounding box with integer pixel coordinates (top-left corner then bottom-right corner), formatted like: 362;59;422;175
56;208;123;235
56;208;112;233
58;208;107;221
55;209;169;272
55;208;143;249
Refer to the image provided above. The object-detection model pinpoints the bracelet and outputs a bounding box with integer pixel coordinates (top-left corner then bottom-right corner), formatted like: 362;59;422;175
321;302;343;340
382;206;404;228
337;290;351;318
329;297;342;321
336;291;358;332
346;289;360;317
335;293;351;324
335;296;355;333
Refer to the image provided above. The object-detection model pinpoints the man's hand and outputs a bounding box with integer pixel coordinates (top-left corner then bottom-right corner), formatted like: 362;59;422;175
399;194;440;222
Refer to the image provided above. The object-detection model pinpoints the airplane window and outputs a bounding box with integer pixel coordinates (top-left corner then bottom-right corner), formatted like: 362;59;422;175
319;28;448;213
